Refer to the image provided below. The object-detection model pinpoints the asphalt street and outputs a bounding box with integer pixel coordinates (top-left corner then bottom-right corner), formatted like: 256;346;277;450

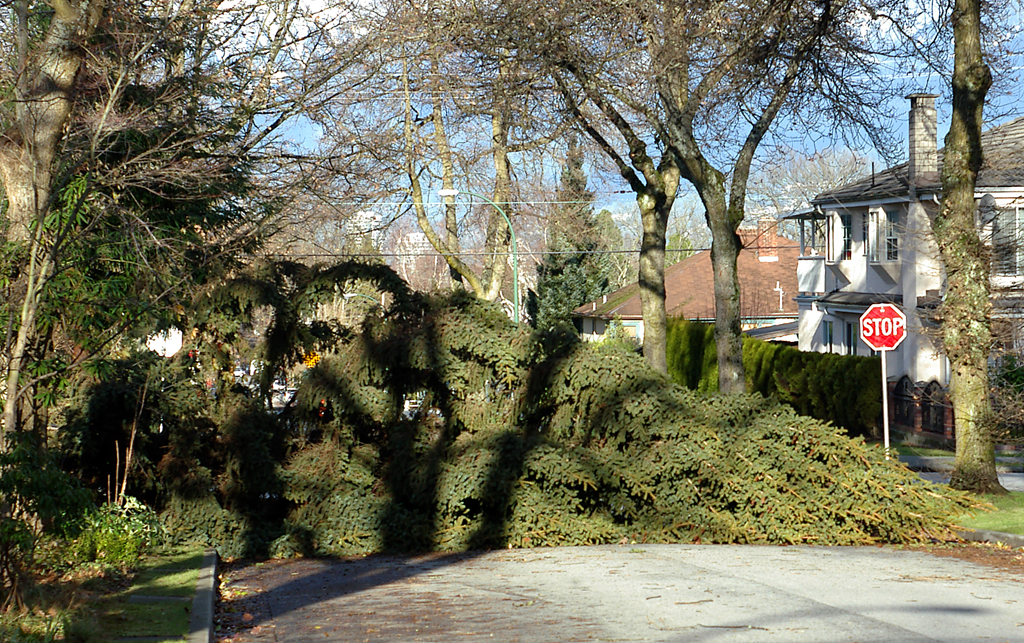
234;544;1024;643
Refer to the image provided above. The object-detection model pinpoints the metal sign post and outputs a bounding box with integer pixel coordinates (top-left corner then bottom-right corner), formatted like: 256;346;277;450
859;304;908;460
879;347;891;458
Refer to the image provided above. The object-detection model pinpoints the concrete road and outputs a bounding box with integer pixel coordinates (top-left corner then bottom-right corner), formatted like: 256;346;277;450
233;545;1024;643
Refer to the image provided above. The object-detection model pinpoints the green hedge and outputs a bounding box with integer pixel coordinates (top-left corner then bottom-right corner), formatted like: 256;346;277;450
667;319;882;437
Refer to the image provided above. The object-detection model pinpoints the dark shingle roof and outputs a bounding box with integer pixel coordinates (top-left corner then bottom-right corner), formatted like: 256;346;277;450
977;115;1024;188
817;291;903;308
814;115;1024;206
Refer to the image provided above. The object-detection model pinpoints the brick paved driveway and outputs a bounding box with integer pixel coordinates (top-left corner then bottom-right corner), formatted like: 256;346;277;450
217;545;1024;643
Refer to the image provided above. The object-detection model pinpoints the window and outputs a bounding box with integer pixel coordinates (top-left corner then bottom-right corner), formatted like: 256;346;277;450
884;208;899;261
840;214;852;260
844;322;857;356
894;376;914;427
921;382;948;434
868;208;900;262
862;215;869;256
823;320;834;353
828;213;852;261
994;206;1024;276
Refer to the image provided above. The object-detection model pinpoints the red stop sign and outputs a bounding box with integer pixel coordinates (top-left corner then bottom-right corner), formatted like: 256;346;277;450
860;303;907;351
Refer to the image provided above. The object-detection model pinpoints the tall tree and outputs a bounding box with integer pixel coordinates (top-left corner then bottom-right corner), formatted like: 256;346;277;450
936;0;1005;493
0;0;106;445
470;0;905;384
0;0;370;448
530;136;613;330
309;0;567;317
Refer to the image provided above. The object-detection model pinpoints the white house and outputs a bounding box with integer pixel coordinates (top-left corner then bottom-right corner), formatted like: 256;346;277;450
790;94;1024;437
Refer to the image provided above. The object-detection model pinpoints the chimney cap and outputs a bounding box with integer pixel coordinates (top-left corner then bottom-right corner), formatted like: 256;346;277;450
905;92;940;100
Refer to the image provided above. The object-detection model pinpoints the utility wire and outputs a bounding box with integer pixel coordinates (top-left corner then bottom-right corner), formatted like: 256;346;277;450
297;194;637;207
266;243;804;259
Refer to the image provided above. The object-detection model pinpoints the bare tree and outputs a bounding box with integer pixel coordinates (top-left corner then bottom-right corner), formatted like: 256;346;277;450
306;0;569;319
747;148;868;217
467;0;909;384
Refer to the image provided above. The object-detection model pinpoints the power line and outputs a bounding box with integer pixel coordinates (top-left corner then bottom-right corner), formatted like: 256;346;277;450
266;243;804;259
294;196;637;207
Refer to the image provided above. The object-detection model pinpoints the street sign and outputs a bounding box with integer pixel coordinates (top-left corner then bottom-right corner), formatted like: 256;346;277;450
858;303;907;460
860;303;907;351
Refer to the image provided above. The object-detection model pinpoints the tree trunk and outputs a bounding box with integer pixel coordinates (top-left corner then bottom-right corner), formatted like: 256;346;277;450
430;48;463;290
637;192;670;373
699;171;746;394
401;55;487;297
481;103;513;303
709;220;745;394
0;0;105;448
938;0;1004;493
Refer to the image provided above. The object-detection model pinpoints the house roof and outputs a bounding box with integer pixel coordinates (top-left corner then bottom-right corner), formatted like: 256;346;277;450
814;115;1024;206
745;320;798;340
574;228;800;321
816;291;903;312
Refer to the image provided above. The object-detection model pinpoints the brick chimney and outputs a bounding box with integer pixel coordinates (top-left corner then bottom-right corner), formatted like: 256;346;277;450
757;217;778;262
907;93;939;183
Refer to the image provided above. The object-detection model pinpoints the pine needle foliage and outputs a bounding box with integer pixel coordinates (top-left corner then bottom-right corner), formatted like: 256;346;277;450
266;289;974;555
108;262;974;557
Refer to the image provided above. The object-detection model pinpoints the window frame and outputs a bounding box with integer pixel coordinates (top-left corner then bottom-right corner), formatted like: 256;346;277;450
827;212;853;262
884;208;899;261
994;206;1024;276
862;214;869;257
868;208;900;263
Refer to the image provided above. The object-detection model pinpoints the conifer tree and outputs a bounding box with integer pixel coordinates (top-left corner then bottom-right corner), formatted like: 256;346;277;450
530;138;613;330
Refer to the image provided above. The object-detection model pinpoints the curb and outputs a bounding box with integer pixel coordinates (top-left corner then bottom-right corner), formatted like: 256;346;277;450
956;528;1024;549
188;548;218;643
897;455;1024;473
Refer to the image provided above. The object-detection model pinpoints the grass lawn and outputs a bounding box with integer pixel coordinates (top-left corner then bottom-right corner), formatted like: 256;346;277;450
1;547;203;643
95;600;191;639
76;547;204;642
958;492;1024;536
97;548;202;639
127;551;203;597
886;444;955;457
872;442;1023;465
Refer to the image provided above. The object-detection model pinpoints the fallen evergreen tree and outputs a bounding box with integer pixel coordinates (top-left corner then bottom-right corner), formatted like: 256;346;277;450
248;290;972;555
70;265;974;557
